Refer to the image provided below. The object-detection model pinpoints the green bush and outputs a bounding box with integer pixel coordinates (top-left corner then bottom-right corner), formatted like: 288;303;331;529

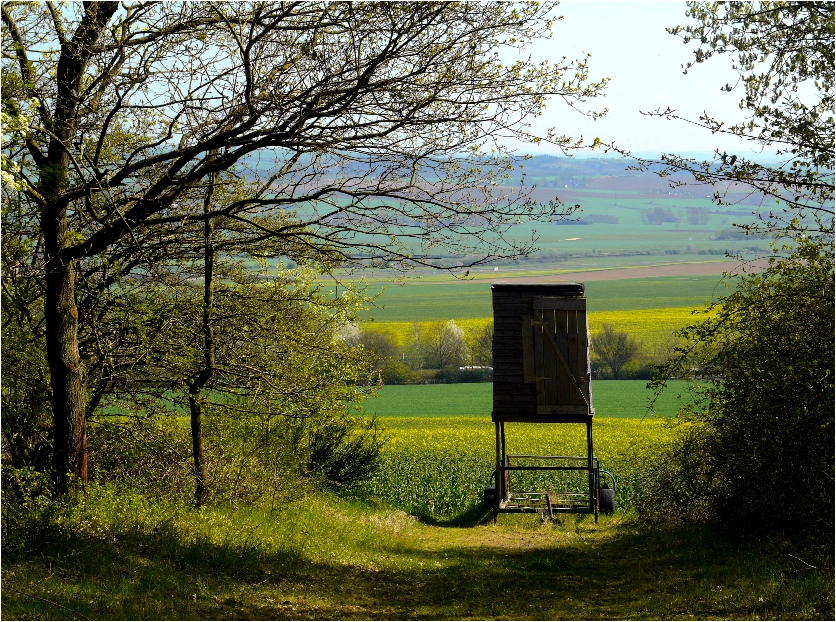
381;359;421;384
305;415;384;489
1;292;53;473
86;407;382;505
631;423;717;525
432;366;492;383
0;466;62;557
645;240;834;544
88;416;193;496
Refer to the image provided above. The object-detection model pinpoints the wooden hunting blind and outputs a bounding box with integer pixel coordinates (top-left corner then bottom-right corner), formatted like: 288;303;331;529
487;283;615;521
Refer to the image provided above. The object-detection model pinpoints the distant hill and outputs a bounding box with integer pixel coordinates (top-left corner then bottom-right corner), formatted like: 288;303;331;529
507;155;681;190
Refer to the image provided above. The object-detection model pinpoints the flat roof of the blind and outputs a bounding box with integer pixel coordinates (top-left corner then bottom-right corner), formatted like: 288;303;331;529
491;282;584;296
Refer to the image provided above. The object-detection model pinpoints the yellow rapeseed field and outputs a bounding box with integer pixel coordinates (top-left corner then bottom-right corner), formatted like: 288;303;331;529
360;307;715;349
359;415;683;520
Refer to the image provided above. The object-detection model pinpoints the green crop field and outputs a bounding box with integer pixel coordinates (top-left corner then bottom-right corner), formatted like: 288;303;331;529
359;415;679;520
363;380;692;419
494;188;771;256
340;185;772;260
313;187;771;266
358;274;729;322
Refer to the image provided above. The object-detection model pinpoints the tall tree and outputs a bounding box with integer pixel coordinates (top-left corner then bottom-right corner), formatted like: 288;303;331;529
420;319;468;369
592;324;641;379
2;2;607;488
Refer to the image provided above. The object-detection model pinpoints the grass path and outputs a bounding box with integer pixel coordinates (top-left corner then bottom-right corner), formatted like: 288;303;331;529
2;492;830;620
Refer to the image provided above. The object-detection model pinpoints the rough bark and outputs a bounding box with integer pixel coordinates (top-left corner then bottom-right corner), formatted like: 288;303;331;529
40;2;117;489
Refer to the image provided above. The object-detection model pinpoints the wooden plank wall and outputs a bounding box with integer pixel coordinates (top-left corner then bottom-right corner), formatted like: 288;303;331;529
492;287;538;418
492;283;591;422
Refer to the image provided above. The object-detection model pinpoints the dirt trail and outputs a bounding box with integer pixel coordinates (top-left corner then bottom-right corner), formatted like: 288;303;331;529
491;259;769;284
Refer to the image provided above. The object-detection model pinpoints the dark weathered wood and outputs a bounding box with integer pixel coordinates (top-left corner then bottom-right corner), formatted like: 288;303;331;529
492;413;594;423
534;314;546;406
521;314;535;383
533;308;588;408
556;308;571;404
536;405;592;416
534;296;586;311
568;310;580;406
493;390;529;399
492;283;584;296
493;402;538;412
494;400;538;411
545;309;560;404
580;309;593;412
493;283;592;418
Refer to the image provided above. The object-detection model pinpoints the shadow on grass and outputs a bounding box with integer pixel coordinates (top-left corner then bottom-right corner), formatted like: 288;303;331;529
414;503;494;528
2;513;833;620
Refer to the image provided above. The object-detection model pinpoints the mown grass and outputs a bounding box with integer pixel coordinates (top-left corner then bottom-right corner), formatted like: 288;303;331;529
2;485;831;620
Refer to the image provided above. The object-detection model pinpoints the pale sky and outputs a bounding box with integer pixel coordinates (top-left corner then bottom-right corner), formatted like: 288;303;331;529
506;1;764;158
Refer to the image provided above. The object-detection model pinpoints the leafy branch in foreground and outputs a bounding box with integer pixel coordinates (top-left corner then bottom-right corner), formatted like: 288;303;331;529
2;1;607;489
611;1;834;240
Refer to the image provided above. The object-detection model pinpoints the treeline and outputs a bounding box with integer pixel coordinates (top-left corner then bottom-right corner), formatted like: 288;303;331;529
344;321;494;385
641;206;711;225
590;324;664;380
346;320;675;384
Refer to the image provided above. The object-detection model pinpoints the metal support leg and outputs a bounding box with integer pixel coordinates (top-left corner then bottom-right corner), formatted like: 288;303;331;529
494;421;501;522
500;422;508;500
587;420;597;523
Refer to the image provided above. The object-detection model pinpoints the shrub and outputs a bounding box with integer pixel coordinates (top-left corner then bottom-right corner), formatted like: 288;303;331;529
0;466;65;557
432;366;493;384
305;415;383;489
632;423;717;525
380;360;421;385
88;416;193;496
645;239;834;543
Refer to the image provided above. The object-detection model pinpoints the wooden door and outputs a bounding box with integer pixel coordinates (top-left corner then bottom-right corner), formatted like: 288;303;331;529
522;296;593;417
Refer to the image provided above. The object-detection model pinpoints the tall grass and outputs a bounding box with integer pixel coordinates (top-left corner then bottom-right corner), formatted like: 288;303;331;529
3;478;831;620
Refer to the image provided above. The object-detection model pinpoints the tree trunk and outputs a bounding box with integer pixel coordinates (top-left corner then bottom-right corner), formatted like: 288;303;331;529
39;1;118;491
188;393;209;506
188;171;217;506
44;252;87;489
41;81;87;490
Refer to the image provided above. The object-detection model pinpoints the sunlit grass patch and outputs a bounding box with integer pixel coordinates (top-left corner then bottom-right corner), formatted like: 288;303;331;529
3;464;831;620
